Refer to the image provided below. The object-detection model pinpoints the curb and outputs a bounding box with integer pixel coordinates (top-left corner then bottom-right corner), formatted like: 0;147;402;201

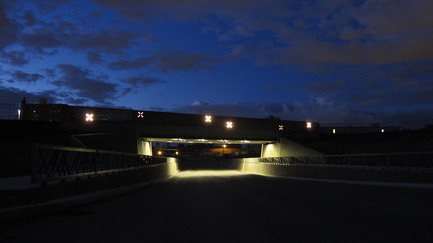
0;177;171;224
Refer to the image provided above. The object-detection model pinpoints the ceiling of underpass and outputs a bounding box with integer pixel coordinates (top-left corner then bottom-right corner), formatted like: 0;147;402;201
143;137;276;144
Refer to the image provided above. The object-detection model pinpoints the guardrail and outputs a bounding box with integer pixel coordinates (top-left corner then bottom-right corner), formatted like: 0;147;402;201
260;152;433;169
32;144;168;184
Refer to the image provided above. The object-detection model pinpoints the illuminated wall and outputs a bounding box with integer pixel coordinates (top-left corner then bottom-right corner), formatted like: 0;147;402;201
261;138;323;158
138;139;152;156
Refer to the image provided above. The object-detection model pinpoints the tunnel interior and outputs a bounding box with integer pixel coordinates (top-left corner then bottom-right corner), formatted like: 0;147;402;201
142;137;272;172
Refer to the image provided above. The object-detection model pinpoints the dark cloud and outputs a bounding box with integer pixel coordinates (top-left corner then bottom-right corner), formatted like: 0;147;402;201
109;57;152;70
0;85;58;104
6;70;44;83
109;51;220;72
20;28;63;54
86;51;103;64
0;1;23;50
23;10;36;26
0;50;29;65
154;51;219;72
53;64;119;104
71;30;138;54
121;75;165;88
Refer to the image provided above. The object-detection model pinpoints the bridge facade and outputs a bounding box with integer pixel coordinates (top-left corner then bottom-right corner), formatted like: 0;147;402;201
20;103;320;157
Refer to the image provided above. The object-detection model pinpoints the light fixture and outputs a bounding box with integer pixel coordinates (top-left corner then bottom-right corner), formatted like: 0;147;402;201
226;121;233;128
306;122;312;128
137;111;144;118
205;115;212;123
85;113;94;122
279;125;284;131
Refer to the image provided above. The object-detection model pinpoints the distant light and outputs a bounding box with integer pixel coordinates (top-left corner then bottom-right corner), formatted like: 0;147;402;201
205;115;212;123
306;122;312;128
223;144;227;148
226;121;233;128
279;125;284;131
137;111;144;118
381;129;384;133
18;109;21;119
175;151;179;156
333;129;336;134
85;113;94;122
158;151;162;155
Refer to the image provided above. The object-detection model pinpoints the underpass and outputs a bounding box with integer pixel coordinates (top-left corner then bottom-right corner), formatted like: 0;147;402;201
2;159;433;243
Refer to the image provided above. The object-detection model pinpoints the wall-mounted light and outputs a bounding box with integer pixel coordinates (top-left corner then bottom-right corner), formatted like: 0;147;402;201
226;121;233;128
205;115;212;123
279;125;284;131
137;111;144;118
85;113;94;122
306;122;312;128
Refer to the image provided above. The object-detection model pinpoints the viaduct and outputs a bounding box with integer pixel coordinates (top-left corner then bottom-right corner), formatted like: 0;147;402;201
19;103;322;158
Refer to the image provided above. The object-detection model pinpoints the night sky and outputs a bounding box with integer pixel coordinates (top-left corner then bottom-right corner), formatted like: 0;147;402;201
1;0;432;128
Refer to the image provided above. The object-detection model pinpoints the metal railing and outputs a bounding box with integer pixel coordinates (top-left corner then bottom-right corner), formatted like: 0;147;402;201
260;152;433;169
32;144;168;184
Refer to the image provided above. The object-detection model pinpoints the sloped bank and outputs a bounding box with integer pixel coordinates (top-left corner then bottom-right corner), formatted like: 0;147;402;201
222;158;433;184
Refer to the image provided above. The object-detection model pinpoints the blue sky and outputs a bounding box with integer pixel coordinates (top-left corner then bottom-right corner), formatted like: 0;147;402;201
1;0;433;128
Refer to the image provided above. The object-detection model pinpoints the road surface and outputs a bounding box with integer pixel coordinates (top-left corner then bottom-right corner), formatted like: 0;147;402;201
2;158;433;242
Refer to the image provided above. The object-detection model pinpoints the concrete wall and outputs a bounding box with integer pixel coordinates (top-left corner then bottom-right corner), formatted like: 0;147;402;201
261;138;323;158
138;139;152;156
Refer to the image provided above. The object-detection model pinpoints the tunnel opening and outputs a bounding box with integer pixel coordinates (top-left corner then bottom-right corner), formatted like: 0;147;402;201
141;137;274;172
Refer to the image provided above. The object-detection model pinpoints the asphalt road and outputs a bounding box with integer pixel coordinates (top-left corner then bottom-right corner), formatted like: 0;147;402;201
2;158;433;242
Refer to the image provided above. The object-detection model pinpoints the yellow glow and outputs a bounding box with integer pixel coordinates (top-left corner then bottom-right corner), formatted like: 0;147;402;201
175;151;179;155
306;122;312;128
174;170;249;178
333;129;336;134
223;144;227;148
157;151;162;155
226;121;233;128
205;115;212;123
85;113;94;122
